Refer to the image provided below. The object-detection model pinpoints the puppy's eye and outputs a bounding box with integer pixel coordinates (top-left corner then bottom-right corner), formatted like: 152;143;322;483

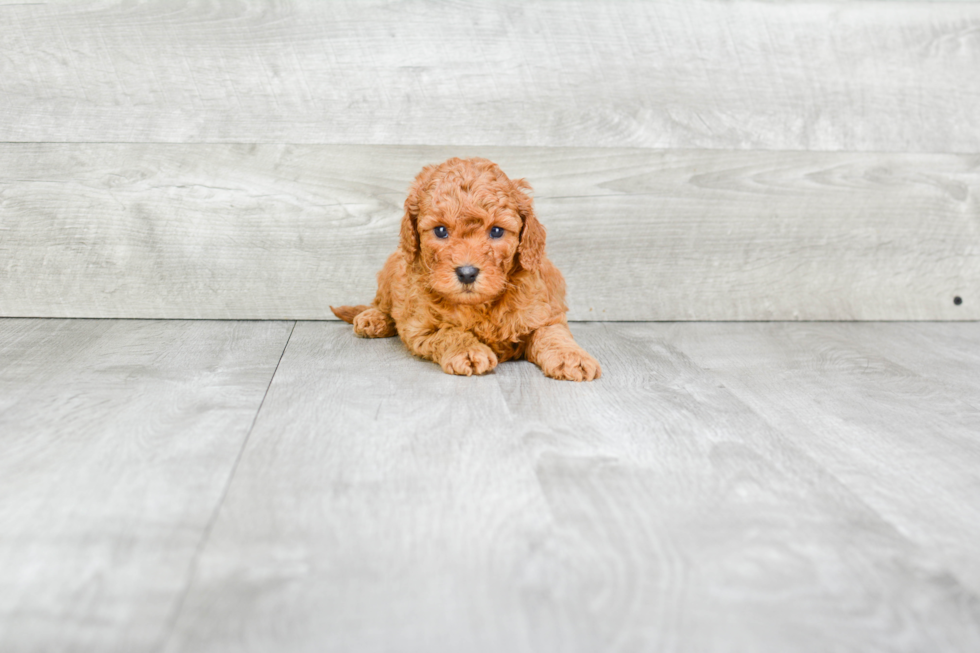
433;226;449;239
489;226;505;239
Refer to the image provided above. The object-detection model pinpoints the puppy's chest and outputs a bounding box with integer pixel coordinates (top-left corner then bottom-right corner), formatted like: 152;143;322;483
474;319;527;351
453;310;533;360
461;321;524;362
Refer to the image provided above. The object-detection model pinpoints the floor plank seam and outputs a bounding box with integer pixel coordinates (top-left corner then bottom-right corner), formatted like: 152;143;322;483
153;320;297;653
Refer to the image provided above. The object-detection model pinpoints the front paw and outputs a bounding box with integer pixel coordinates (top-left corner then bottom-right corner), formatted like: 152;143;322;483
537;347;601;382
441;344;498;376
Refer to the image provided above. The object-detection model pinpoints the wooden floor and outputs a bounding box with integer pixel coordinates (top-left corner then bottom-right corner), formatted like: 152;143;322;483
1;319;979;653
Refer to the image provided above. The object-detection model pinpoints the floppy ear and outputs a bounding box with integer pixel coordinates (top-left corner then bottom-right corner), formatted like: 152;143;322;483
399;174;425;259
513;178;545;272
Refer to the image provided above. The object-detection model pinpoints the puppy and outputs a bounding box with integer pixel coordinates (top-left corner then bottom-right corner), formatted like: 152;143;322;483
331;157;600;381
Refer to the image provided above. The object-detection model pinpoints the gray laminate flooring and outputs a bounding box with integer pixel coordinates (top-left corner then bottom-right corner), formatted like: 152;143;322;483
1;319;979;653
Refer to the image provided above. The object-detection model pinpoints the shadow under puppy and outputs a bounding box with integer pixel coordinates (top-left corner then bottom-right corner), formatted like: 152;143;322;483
332;157;600;381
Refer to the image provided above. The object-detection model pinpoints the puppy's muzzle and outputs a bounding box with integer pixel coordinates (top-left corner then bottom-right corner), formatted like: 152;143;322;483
455;265;479;285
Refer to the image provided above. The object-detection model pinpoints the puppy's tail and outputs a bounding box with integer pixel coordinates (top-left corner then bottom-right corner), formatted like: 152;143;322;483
330;304;372;324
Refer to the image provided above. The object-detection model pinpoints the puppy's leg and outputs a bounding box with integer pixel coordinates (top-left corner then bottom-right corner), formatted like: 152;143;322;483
352;308;396;338
402;326;498;376
330;304;371;323
330;304;396;338
526;323;601;381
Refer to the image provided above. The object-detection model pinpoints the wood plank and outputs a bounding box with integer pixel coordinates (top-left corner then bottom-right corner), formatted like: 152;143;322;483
0;318;293;653
163;322;980;653
658;322;980;595
497;324;980;651
161;321;556;653
2;1;979;151
827;322;980;401
1;144;977;321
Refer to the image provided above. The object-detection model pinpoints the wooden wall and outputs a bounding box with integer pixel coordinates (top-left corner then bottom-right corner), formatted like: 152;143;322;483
1;1;977;320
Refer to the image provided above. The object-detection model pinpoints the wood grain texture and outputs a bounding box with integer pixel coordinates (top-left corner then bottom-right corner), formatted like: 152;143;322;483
2;0;979;151
161;321;980;653
657;322;980;596
2;144;978;321
824;322;980;400
0;318;293;653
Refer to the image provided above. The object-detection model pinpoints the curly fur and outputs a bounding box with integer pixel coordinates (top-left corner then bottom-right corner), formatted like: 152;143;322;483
331;157;600;381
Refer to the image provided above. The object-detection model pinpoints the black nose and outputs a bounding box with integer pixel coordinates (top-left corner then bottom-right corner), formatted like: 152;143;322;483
455;265;479;285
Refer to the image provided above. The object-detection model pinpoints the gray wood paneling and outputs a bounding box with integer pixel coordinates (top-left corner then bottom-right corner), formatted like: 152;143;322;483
826;322;980;400
657;321;980;594
3;320;979;652
159;321;980;653
1;144;976;320
2;1;979;151
0;318;293;653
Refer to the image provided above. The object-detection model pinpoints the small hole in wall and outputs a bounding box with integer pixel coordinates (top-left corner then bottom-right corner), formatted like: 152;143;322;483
953;296;963;305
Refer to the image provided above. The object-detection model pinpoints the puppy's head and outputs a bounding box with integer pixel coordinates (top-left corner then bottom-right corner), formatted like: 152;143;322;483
400;157;545;305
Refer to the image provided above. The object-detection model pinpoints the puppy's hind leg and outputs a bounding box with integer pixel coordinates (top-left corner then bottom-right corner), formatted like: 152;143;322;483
330;305;371;323
353;308;396;338
330;305;397;338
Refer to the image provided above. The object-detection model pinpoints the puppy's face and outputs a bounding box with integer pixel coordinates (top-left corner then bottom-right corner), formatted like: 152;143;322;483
416;192;521;305
401;159;544;306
